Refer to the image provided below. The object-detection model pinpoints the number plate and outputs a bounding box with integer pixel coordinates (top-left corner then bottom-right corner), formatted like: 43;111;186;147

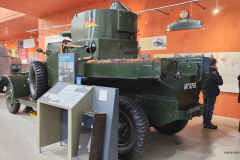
184;83;197;90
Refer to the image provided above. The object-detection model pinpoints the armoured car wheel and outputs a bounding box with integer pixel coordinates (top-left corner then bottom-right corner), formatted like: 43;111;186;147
154;120;188;135
6;83;20;114
118;96;150;160
29;61;48;100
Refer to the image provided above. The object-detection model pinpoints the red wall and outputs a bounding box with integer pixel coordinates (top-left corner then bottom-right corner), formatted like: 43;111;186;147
4;41;18;50
3;38;39;63
38;0;240;119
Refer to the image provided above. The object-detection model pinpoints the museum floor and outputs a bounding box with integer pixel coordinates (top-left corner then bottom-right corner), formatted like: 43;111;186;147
0;93;239;160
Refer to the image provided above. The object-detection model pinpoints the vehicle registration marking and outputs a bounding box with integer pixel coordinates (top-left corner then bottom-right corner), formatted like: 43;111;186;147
184;83;196;90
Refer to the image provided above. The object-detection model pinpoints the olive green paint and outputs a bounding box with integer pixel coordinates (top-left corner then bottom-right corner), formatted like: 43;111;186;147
0;74;29;99
0;3;211;128
18;99;37;109
84;62;161;79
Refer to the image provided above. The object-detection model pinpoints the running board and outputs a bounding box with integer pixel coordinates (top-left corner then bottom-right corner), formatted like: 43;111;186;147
18;97;37;109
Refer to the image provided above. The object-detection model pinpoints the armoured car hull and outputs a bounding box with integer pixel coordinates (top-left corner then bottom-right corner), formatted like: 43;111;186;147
0;1;210;160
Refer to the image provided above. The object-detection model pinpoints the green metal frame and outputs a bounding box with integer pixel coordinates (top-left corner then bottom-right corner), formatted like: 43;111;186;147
0;74;29;98
18;99;37;109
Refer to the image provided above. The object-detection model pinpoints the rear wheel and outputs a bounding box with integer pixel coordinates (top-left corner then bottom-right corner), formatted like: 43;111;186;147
6;83;20;114
29;61;48;100
154;120;188;135
118;96;150;160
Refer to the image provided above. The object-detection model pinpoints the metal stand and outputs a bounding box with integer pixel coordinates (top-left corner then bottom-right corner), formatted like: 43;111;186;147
39;148;41;153
60;141;62;146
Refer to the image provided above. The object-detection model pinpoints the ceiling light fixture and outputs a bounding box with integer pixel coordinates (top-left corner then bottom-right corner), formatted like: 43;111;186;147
145;12;148;24
214;0;219;13
166;28;170;33
191;3;193;16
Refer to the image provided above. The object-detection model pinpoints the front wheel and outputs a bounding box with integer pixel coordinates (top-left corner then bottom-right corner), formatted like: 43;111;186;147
6;83;20;114
118;96;150;160
154;120;188;135
29;61;48;100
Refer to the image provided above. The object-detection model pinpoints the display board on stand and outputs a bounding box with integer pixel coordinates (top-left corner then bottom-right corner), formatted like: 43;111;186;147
218;52;240;93
38;83;119;160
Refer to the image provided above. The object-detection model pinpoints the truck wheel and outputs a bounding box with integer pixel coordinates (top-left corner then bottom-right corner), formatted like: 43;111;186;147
118;96;150;160
154;120;188;135
29;61;48;100
6;83;20;114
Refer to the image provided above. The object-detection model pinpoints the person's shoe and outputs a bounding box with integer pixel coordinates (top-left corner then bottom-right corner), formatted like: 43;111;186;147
204;123;218;129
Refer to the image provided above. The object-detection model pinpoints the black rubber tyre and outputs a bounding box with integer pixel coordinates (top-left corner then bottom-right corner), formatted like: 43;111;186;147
6;83;20;114
118;96;150;160
154;120;188;135
29;61;48;100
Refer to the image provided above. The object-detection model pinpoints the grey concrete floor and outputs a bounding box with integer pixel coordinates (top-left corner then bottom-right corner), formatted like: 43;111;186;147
0;93;240;160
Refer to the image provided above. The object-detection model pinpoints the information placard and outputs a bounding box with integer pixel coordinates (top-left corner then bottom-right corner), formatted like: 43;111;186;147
23;38;35;48
39;83;91;108
58;53;78;84
139;36;166;51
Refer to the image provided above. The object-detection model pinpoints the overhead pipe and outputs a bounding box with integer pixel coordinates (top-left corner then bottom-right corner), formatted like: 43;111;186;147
134;0;203;14
26;24;71;33
25;0;205;34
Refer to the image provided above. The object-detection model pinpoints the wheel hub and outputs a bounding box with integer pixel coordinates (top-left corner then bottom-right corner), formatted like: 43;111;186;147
118;111;133;147
30;69;36;90
6;88;13;108
118;123;124;132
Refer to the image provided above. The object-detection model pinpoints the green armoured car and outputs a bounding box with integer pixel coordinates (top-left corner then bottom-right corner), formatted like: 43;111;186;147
0;1;210;160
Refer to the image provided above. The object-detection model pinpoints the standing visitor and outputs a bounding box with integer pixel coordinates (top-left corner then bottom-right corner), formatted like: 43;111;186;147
238;75;240;103
202;58;223;129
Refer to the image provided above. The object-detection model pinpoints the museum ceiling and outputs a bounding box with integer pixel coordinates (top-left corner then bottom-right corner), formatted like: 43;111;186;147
0;0;106;41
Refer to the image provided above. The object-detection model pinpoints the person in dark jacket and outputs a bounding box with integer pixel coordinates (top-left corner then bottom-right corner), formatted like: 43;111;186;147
202;58;223;129
238;75;240;103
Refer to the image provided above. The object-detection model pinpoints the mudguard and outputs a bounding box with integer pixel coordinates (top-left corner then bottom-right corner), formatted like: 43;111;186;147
0;74;29;99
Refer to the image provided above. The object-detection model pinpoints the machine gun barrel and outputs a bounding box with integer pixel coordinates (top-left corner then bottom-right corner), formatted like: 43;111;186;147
60;40;97;54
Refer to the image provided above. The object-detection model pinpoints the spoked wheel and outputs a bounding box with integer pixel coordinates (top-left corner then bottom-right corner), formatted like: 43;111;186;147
6;83;20;114
118;96;150;160
118;111;134;148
